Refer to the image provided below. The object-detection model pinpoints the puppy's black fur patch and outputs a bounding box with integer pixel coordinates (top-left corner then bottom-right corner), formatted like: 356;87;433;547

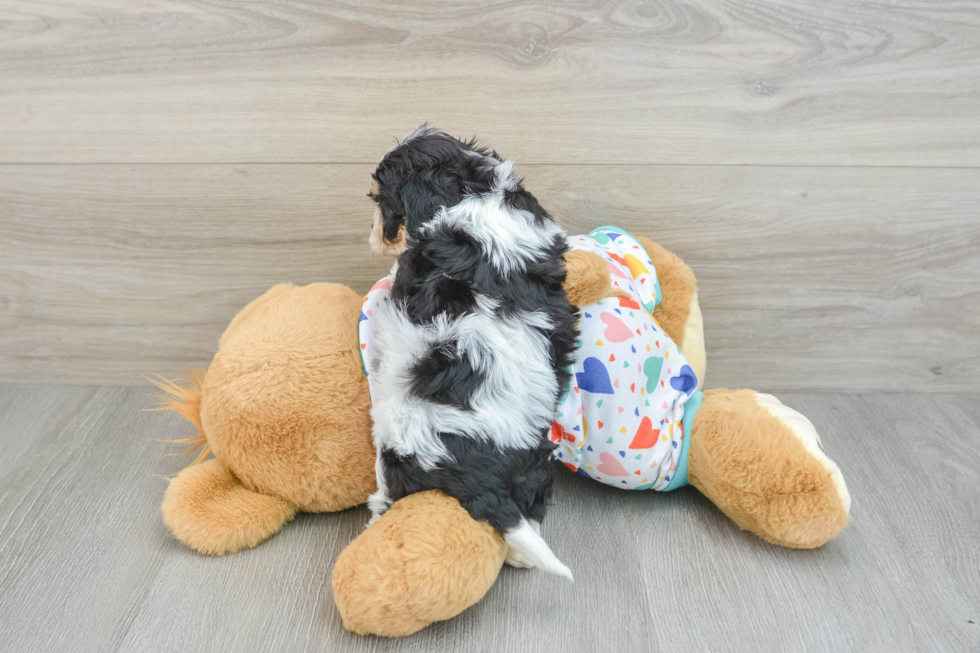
368;126;578;540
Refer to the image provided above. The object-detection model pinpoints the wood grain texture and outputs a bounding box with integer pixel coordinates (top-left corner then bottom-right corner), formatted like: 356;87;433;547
2;163;977;390
1;0;978;165
1;387;978;652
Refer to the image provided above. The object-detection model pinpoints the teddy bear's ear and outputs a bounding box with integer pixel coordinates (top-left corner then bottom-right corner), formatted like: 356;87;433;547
400;174;461;233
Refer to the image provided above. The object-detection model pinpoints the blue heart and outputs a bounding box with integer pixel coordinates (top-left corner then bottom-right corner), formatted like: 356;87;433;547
619;451;625;458
634;408;639;416
577;467;593;479
576;357;614;394
614;308;621;315
631;345;636;353
587;445;593;452
669;365;698;395
584;312;592;318
572;425;580;431
359;312;368;322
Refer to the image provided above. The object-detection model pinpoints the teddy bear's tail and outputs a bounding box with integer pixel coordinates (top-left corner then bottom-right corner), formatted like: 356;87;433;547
148;368;211;467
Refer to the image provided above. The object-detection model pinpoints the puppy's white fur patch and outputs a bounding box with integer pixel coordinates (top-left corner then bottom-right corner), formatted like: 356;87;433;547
369;293;559;470
422;181;563;275
504;518;572;580
505;519;541;568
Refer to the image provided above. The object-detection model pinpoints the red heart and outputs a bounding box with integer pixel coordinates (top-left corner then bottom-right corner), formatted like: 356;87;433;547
630;383;636;392
609;354;616;362
360;343;367;350
550;422;563;443
551;422;576;443
628;417;660;449
597;420;604;429
618;297;640;310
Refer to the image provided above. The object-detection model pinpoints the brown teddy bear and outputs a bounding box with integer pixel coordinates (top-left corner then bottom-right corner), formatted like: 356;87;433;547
155;234;849;637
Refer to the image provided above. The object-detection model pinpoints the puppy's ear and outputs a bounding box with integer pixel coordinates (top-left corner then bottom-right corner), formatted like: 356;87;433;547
401;176;462;232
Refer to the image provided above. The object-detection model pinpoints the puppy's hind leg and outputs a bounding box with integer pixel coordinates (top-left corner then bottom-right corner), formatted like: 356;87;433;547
503;519;542;568
503;519;572;580
366;452;392;526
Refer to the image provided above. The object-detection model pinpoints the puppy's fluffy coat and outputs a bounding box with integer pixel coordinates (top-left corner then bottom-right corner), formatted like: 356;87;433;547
366;126;577;578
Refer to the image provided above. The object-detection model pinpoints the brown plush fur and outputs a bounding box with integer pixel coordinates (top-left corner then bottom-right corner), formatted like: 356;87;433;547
202;282;376;512
562;248;615;307
154;236;849;637
162;459;296;555
688;389;850;549
158;283;376;555
636;236;697;349
151;369;210;464
332;490;507;637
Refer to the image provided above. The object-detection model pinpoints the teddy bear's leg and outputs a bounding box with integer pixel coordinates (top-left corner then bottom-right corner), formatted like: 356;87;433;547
162;459;297;555
687;389;850;549
635;236;705;388
332;490;508;637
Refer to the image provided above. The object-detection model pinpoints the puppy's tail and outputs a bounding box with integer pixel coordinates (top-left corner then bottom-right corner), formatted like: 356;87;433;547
503;519;573;581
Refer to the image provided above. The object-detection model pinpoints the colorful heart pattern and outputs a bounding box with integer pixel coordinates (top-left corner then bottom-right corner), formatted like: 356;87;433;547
549;227;699;492
357;226;698;494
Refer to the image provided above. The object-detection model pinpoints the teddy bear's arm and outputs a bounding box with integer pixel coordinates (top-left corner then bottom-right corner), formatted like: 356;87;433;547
562;249;614;307
636;236;706;390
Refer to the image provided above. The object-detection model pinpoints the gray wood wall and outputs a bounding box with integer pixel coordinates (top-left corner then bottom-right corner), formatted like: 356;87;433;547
1;0;978;391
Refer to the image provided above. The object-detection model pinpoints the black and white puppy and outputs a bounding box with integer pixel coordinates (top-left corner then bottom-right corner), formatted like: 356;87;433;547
365;126;577;579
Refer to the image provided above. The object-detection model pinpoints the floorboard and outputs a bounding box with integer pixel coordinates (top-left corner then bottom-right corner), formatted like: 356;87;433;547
1;387;977;652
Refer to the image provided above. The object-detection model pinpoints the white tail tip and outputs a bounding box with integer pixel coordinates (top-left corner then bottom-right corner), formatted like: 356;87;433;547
503;519;573;581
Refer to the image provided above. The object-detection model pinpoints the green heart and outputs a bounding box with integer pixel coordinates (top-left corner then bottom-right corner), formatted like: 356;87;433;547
597;399;603;408
635;454;642;460
623;361;630;368
606;437;614;444
643;356;664;393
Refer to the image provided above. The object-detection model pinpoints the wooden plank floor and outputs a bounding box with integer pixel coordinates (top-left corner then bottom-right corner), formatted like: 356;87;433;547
0;386;977;652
